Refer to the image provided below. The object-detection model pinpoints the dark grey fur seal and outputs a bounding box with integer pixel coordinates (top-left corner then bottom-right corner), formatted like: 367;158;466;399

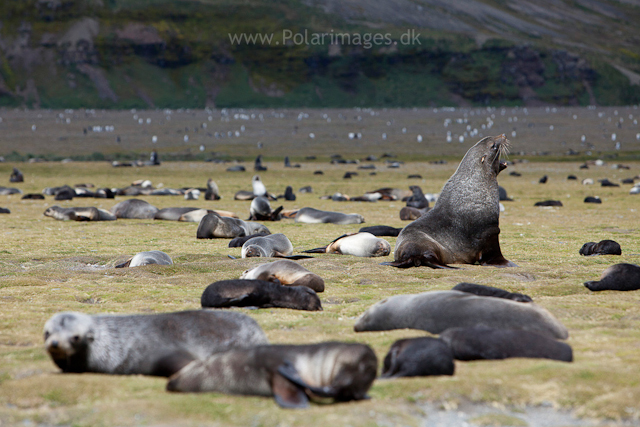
584;263;640;291
44;206;117;221
241;259;325;292
110;199;159;219
242;233;293;258
303;232;391;257
205;179;221;200
201;279;322;311
440;327;573;362
498;186;513;201
381;337;454;378
539;175;548;184
294;207;364;225
406;185;429;209
0;207;10;214
451;282;533;302
399;206;429;221
579;240;621;256
10;167;23;183
22;193;45;200
283;186;296;201
166;342;377;408
584;196;602;204
197;213;270;239
354;290;568;339
227;165;246;172
115;250;173;268
229;233;270;248
358;225;403;237
43;310;268;376
534;200;563;207
386;135;515;268
154;207;200;221
0;187;22;195
249;196;282;221
54;186;75;200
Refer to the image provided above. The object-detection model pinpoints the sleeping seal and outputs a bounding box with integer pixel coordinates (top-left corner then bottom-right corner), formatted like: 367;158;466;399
179;208;239;223
294;207;364;225
110;199;159;219
451;282;533;302
166;342;377;408
154;207;200;221
303;232;391;257
440;327;573;362
385;135;515;268
242;233;293;258
197;213;270;239
584;263;640;291
115;250;173;268
201;279;322;311
44;206;117;221
579;240;622;256
240;259;325;292
43;310;268;376
381;337;455;378
354;290;568;339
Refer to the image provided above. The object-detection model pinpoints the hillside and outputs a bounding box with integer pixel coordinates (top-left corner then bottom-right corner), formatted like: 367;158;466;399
1;0;640;109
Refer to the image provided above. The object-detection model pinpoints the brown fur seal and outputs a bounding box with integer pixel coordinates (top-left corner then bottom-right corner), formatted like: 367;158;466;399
294;207;364;225
303;232;391;257
201;279;322;311
110;199;159;219
44;206;117;221
197;213;270;239
381;337;455;378
166;342;377;408
354;290;568;339
385;135;515;268
399;206;429;221
43;310;268;377
584;263;640;291
579;240;622;256
240;259;325;292
115;250;173;268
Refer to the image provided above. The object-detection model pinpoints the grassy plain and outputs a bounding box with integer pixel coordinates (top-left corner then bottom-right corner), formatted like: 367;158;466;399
0;155;639;426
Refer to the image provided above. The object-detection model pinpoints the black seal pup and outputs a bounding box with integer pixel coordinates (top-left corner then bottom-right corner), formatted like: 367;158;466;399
451;283;532;302
43;310;268;376
354;290;568;340
440;327;573;362
240;259;325;292
584;263;640;291
385;135;516;268
534;200;563;207
166;342;377;409
381;337;455;378
303;232;391;257
228;233;270;248
115;250;173;268
579;240;622;256
110;199;159;219
201;279;322;311
294;207;364;225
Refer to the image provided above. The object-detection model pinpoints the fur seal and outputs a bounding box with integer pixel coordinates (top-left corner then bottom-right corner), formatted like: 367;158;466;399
386;135;516;269
249;196;283;221
205;179;221;200
584;196;602;204
10;167;24;183
440;327;573;362
498;186;513;201
358;225;402;237
451;282;533;302
228;233;269;248
0;207;10;214
44;206;117;221
197;213;270;239
154;207;200;221
240;259;324;292
242;233;294;258
54;186;75;200
405;186;429;209
254;155;267;172
381;337;455;378
354;290;568;339
110;199;159;219
584;263;640;291
166;342;377;408
294;207;364;225
579;240;621;256
283;186;296;201
201;279;322;311
22;193;45;200
534;200;563;207
44;310;268;376
399;206;428;221
303;232;391;257
0;187;22;195
179;208;238;223
115;250;173;268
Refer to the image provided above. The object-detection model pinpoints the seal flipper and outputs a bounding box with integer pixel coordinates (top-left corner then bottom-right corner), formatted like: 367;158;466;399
271;369;309;409
151;350;196;377
274;253;315;260
277;361;335;399
302;247;328;254
115;258;132;268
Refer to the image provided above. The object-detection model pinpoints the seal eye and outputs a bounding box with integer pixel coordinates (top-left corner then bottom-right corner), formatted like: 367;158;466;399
44;331;50;340
72;335;81;343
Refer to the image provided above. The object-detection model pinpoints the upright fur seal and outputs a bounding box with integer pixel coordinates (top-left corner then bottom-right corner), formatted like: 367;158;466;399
249;196;283;221
10;167;24;182
381;337;455;378
440;327;573;362
294;207;364;225
43;310;268;376
110;199;159;219
44;206;117;221
240;259;325;292
166;342;377;408
354;290;568;339
115;250;173;268
584;263;640;291
201;279;322;311
303;232;391;257
385;135;515;268
579;240;622;256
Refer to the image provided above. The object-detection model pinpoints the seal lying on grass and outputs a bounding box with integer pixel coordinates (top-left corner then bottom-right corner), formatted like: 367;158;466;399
115;250;173;268
240;259;324;292
381;337;455;378
584;263;640;292
303;232;391;257
44;206;116;221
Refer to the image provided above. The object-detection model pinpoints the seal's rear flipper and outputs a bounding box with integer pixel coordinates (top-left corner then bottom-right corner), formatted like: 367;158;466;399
277;361;335;399
270;206;284;221
277;254;315;260
584;281;601;291
151;350;196;377
272;370;309;409
115;258;132;268
302;247;327;254
228;255;238;260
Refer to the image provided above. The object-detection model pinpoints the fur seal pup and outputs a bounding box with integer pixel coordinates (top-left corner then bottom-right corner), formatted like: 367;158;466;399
197;213;270;239
154;207;200;221
227;165;246;172
584;196;602;204
534;200;563;207
115;250;173;268
381;337;455;378
44;206;117;221
405;186;429;209
240;259;325;292
205;179;221;200
294;207;364;225
234;190;255;201
249;196;283;221
0;187;22;195
22;193;45;200
254;155;267;172
43;310;268;376
179;208;239;223
440;327;573;362
166;342;377;408
201;279;322;311
242;233;294;258
358;225;402;237
451;283;532;302
283;186;296;201
0;207;10;214
498;186;513;201
110;199;159;219
54;186;75;200
584;263;640;292
303;232;391;257
579;240;621;256
228;233;269;248
354;290;568;339
385;135;515;269
399;206;429;221
10;167;24;182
